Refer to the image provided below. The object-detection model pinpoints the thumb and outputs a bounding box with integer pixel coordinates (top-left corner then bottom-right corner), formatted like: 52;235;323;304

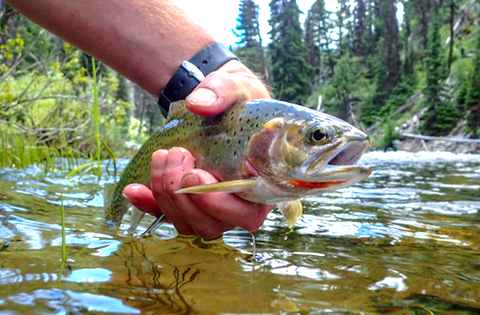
185;71;235;117
185;60;270;117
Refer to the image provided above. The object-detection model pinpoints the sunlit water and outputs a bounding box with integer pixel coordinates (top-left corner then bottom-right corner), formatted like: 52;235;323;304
1;151;480;314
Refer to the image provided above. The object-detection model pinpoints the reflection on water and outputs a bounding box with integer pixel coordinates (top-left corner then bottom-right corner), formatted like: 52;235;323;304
1;151;480;314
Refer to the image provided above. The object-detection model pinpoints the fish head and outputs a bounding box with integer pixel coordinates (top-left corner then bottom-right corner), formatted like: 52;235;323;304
246;103;372;198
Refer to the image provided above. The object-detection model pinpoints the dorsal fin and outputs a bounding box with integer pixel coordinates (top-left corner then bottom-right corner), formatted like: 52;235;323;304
166;100;188;122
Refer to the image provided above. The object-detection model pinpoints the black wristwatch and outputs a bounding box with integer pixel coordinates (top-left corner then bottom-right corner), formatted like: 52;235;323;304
158;42;238;117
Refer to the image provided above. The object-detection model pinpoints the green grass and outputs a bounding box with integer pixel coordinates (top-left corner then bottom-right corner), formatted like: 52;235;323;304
0;122;86;171
92;57;102;172
57;193;67;284
67;57;117;179
1;51;124;176
60;193;67;262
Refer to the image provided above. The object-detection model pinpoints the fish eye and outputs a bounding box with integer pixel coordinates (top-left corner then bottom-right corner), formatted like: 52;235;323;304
305;125;329;145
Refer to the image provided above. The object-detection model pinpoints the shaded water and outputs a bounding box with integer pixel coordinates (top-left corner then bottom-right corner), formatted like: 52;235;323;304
1;151;480;314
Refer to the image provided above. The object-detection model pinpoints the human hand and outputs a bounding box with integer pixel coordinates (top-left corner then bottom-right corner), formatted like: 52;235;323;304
185;59;271;116
122;61;274;239
123;148;274;240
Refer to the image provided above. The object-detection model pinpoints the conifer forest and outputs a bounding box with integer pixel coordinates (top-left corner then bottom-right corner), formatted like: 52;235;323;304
236;0;480;150
1;0;480;168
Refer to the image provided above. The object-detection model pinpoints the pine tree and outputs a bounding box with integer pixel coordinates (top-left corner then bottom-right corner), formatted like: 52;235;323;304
420;14;459;136
304;0;334;88
464;25;480;137
352;0;366;57
234;0;266;76
360;0;400;126
324;52;362;122
336;0;352;55
377;0;417;118
402;0;415;80
304;7;321;80
268;0;311;104
236;0;261;47
446;0;457;72
411;0;435;52
362;0;377;64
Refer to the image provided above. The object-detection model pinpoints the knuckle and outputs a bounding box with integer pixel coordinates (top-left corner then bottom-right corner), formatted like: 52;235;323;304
196;225;222;240
240;206;271;232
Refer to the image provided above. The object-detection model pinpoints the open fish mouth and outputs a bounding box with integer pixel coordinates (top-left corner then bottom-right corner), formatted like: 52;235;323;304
288;140;371;190
327;141;367;166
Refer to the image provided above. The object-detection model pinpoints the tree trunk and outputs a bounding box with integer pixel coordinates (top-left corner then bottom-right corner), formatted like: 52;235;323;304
447;0;455;72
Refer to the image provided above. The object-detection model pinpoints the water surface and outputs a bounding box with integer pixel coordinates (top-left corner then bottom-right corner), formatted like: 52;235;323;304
1;151;480;314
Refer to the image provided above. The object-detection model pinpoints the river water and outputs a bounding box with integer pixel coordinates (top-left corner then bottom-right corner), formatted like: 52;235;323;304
1;151;480;314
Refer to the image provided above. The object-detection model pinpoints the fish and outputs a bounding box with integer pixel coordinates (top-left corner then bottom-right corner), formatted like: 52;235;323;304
103;99;372;231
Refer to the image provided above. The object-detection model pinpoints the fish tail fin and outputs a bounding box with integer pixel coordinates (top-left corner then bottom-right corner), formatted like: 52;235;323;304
103;183;116;211
103;183;125;227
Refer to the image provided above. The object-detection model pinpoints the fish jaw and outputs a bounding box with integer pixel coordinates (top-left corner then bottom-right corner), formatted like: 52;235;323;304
286;130;372;193
244;109;372;203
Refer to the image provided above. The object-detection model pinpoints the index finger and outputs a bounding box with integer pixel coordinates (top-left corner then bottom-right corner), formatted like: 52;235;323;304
181;169;275;233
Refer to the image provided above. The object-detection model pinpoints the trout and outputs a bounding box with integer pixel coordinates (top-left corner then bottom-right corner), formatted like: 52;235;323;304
104;99;371;230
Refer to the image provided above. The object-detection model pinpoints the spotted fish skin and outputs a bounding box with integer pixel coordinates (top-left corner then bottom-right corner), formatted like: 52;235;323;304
104;99;371;227
104;100;286;225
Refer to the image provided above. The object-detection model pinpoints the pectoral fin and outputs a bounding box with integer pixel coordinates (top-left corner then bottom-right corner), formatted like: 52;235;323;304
278;200;303;227
176;179;258;194
128;207;145;234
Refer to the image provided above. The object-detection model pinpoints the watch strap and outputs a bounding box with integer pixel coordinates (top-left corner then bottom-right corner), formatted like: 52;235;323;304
158;42;238;117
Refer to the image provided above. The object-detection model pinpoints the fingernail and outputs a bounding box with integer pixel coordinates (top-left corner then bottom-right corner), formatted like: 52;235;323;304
123;184;141;192
122;184;141;200
181;172;200;187
187;88;218;106
152;149;168;173
167;148;185;168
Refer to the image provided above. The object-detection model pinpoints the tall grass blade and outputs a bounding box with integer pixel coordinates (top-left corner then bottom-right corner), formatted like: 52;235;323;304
98;135;117;178
92;57;102;177
60;193;67;262
66;162;92;178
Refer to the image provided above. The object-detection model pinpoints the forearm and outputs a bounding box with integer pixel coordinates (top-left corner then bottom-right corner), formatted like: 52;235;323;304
5;0;215;97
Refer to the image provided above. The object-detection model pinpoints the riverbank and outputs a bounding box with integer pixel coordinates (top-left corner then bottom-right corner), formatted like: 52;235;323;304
394;137;480;154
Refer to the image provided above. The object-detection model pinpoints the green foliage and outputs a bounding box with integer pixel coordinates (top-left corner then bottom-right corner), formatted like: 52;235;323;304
235;44;265;75
304;0;335;87
268;0;311;104
335;0;353;55
420;14;459;136
322;53;364;122
0;29;135;171
0;34;24;61
463;25;480;137
2;0;480;164
235;0;261;47
360;0;401;126
379;80;416;118
234;0;267;77
381;122;402;150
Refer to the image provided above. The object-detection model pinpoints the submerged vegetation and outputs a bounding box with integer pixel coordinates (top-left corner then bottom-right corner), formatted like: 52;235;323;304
1;0;479;172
